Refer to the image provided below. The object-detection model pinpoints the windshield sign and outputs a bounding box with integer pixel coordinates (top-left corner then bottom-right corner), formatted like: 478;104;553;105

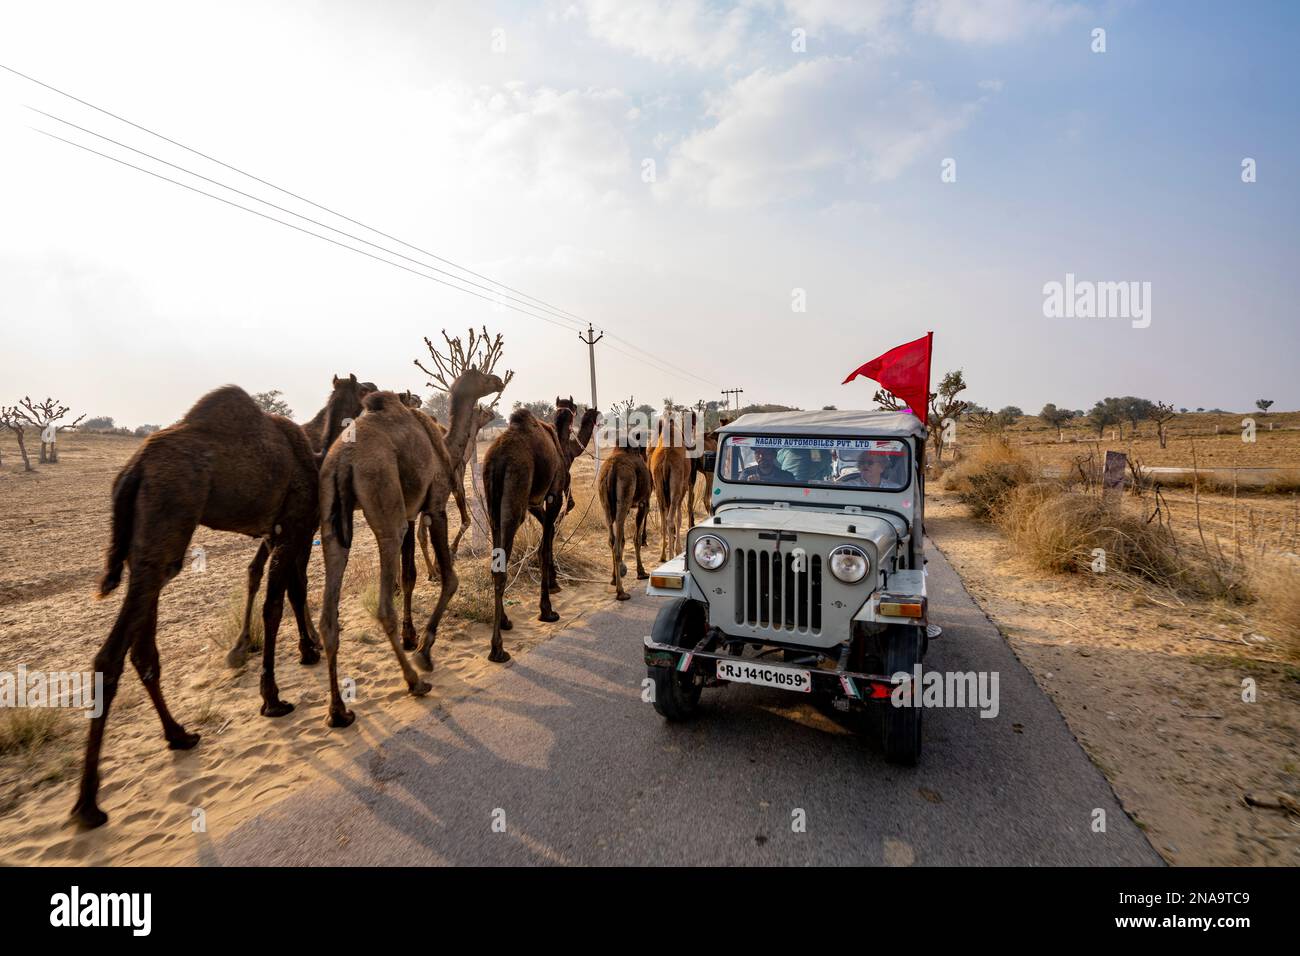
719;435;910;492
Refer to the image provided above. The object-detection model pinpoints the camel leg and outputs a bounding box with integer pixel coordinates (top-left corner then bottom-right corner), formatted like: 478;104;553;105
612;506;630;601
317;529;354;728
401;521;418;650
288;541;321;665
687;470;697;528
538;505;560;623
658;489;670;563
489;513;519;663
414;508;457;672
74;563;195;828
374;529;431;697
418;513;438;582
634;500;650;578
226;539;269;668
257;546;295;717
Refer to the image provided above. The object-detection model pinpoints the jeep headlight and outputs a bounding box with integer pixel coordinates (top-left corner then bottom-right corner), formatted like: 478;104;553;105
828;545;869;583
693;534;728;570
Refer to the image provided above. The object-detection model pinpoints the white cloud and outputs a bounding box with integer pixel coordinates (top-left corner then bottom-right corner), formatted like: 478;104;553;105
441;83;635;202
579;0;755;68
779;0;900;35
661;56;980;206
912;0;1084;43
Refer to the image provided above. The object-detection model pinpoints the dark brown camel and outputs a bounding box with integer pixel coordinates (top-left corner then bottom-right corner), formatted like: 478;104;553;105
316;369;504;726
75;377;360;829
227;374;372;669
650;409;694;562
598;421;652;600
481;403;596;662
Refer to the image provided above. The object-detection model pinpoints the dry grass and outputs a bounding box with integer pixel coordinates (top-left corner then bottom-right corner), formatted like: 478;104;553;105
942;439;1035;519
218;588;262;655
995;482;1247;600
0;708;67;756
1249;560;1300;660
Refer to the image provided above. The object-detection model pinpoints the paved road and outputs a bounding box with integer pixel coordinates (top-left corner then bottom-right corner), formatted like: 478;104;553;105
214;541;1162;866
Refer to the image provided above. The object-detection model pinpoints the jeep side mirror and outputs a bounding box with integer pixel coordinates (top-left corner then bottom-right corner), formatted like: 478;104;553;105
701;450;717;472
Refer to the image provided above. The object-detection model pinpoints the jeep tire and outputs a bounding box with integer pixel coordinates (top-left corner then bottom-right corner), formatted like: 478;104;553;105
648;598;705;721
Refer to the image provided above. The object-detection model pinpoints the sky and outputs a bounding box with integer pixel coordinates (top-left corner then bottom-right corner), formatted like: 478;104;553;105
1;0;1296;428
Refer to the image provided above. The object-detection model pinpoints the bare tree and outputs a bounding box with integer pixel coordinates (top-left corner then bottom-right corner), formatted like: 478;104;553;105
16;397;84;463
1;406;34;471
1150;401;1178;449
414;327;514;553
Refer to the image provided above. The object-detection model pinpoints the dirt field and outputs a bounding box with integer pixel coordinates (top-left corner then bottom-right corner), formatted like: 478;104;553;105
0;430;629;865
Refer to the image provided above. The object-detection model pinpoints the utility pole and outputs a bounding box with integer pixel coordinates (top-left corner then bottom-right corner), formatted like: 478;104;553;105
721;387;744;412
579;324;604;464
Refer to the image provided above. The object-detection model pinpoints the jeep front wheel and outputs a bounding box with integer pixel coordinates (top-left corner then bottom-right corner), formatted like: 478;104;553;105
648;598;705;721
880;624;924;765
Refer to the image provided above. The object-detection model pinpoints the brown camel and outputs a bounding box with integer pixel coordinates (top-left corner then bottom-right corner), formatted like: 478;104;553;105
481;403;596;662
598;421;652;600
75;377;361;829
417;402;495;580
687;426;721;525
316;368;504;726
228;374;373;669
545;403;597;593
650;409;694;561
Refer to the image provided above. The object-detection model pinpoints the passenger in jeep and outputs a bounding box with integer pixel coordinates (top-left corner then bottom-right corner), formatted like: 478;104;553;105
743;447;797;483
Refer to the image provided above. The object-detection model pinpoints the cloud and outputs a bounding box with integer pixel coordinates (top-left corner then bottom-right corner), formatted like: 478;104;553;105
439;83;636;202
912;0;1084;43
779;0;900;35
578;0;755;68
660;56;981;206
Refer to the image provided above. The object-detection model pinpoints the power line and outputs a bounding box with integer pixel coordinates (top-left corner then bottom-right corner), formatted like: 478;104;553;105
30;127;582;333
7;61;721;387
28;106;589;334
1;61;582;325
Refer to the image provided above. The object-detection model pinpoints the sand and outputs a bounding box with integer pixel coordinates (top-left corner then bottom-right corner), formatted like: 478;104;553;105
0;432;617;865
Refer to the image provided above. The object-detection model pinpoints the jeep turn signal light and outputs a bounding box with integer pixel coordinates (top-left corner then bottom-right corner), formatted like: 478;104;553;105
650;574;684;590
878;600;924;618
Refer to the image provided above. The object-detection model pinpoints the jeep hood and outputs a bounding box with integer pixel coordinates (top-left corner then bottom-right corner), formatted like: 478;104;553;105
701;505;903;557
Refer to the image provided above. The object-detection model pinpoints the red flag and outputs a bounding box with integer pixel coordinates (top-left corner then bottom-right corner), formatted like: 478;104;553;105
841;332;933;418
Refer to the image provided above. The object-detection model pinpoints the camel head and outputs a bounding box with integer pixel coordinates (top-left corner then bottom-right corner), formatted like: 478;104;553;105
452;368;507;403
398;390;423;409
573;406;599;455
556;395;576;411
321;373;371;452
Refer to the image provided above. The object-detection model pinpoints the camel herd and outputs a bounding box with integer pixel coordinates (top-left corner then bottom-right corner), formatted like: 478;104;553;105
72;367;718;828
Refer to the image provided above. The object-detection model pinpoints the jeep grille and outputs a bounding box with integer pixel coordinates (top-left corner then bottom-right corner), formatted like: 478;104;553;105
733;549;822;634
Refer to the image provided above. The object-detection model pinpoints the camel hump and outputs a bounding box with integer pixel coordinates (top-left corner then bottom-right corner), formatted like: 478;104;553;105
508;407;534;428
183;385;266;431
362;390;410;415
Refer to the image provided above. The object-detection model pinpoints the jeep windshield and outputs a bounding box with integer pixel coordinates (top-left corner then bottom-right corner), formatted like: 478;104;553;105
717;434;910;492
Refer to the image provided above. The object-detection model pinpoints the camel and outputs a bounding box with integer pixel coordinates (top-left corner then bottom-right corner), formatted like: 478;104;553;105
686;427;720;525
417;402;495;580
75;376;361;829
227;374;373;669
598;421;652;599
316;368;504;727
481;403;596;663
650;409;694;561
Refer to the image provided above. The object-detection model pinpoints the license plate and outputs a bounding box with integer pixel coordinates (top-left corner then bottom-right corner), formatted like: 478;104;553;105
715;659;812;693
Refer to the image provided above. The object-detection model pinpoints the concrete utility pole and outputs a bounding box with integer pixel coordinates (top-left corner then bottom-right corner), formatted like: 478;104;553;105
721;387;744;412
579;324;604;463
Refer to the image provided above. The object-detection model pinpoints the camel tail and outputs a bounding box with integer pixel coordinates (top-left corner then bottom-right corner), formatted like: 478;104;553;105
331;458;356;549
98;459;141;597
660;468;672;511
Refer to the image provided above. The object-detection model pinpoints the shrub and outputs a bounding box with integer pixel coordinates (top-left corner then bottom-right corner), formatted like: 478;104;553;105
942;440;1035;519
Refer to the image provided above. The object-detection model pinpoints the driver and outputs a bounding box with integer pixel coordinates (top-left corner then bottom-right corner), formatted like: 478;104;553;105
743;446;797;483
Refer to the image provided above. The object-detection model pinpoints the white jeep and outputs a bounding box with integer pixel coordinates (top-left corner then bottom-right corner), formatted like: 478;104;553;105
643;409;932;764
